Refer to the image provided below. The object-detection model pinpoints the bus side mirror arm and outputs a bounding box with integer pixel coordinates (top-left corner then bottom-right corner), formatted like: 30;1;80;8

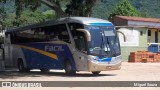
116;31;126;42
76;29;91;41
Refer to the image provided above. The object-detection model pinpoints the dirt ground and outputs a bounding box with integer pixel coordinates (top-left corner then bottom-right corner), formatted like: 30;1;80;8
0;62;160;90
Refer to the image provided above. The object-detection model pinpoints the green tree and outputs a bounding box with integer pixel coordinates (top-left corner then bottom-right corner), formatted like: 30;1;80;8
0;0;97;26
12;10;54;27
108;0;140;21
65;0;96;17
43;10;56;20
0;0;7;30
13;0;97;18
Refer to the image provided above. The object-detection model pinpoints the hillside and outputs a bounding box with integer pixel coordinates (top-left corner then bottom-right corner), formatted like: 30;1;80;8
92;0;160;19
2;0;160;20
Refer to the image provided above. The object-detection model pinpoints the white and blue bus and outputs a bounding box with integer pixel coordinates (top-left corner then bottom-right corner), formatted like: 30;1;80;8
4;17;122;75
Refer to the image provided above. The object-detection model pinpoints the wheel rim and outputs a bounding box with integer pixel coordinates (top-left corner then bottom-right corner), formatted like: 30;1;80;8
66;62;72;72
19;63;22;71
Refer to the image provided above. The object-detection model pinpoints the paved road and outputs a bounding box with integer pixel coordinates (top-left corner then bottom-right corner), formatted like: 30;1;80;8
0;62;160;90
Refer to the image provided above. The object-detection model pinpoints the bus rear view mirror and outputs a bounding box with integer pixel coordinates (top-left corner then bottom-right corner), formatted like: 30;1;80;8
76;29;91;42
116;31;126;42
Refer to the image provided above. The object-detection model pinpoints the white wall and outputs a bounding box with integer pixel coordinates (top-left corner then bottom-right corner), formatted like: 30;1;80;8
117;27;139;46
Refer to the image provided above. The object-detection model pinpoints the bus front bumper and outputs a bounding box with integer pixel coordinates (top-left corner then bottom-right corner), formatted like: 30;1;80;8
88;60;122;72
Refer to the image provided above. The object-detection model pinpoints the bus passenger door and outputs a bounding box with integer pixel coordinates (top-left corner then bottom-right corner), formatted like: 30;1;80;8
72;31;88;71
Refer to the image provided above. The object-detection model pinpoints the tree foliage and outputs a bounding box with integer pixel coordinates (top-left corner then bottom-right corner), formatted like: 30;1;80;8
13;0;97;18
1;0;160;28
15;0;43;18
13;10;47;26
65;0;96;17
0;0;97;27
0;0;7;29
7;10;55;28
108;0;140;21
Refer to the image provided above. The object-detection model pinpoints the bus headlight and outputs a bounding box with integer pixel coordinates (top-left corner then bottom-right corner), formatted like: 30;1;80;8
88;56;99;63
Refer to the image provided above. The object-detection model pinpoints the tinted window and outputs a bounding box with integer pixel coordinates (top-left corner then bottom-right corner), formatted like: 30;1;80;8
12;24;70;43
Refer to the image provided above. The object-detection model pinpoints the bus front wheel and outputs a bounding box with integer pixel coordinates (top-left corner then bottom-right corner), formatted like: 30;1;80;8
92;71;101;75
64;60;76;75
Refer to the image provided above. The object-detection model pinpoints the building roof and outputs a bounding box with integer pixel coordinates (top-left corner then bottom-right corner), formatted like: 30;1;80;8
113;16;160;28
116;16;160;23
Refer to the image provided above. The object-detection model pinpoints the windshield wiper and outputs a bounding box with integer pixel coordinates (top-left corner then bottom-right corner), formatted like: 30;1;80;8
106;37;117;57
100;31;113;57
100;34;105;56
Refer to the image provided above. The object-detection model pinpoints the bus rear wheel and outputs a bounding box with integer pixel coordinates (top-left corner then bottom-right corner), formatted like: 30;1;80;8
92;71;101;75
18;60;30;72
64;60;76;75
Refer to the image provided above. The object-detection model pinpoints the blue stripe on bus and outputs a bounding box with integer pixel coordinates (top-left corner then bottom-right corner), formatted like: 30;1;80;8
97;57;112;62
88;23;113;26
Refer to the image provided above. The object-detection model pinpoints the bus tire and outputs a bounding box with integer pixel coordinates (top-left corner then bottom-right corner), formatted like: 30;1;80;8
92;71;101;75
18;60;30;72
64;60;76;75
40;69;50;72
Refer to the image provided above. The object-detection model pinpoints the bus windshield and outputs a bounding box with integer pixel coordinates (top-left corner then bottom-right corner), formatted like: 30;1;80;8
85;25;120;57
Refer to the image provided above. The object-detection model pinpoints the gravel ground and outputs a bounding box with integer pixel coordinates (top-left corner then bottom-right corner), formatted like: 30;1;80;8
0;62;160;90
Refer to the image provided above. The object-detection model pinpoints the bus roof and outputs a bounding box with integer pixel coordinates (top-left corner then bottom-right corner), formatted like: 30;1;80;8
6;17;113;33
57;17;112;25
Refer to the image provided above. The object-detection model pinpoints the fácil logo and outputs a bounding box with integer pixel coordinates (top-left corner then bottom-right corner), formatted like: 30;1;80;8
45;45;64;52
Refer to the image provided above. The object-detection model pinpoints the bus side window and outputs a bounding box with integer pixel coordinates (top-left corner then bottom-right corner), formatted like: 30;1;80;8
72;31;87;52
49;33;60;41
10;32;20;44
5;32;16;44
5;33;11;44
79;36;86;51
60;31;70;43
58;24;70;43
43;24;71;43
